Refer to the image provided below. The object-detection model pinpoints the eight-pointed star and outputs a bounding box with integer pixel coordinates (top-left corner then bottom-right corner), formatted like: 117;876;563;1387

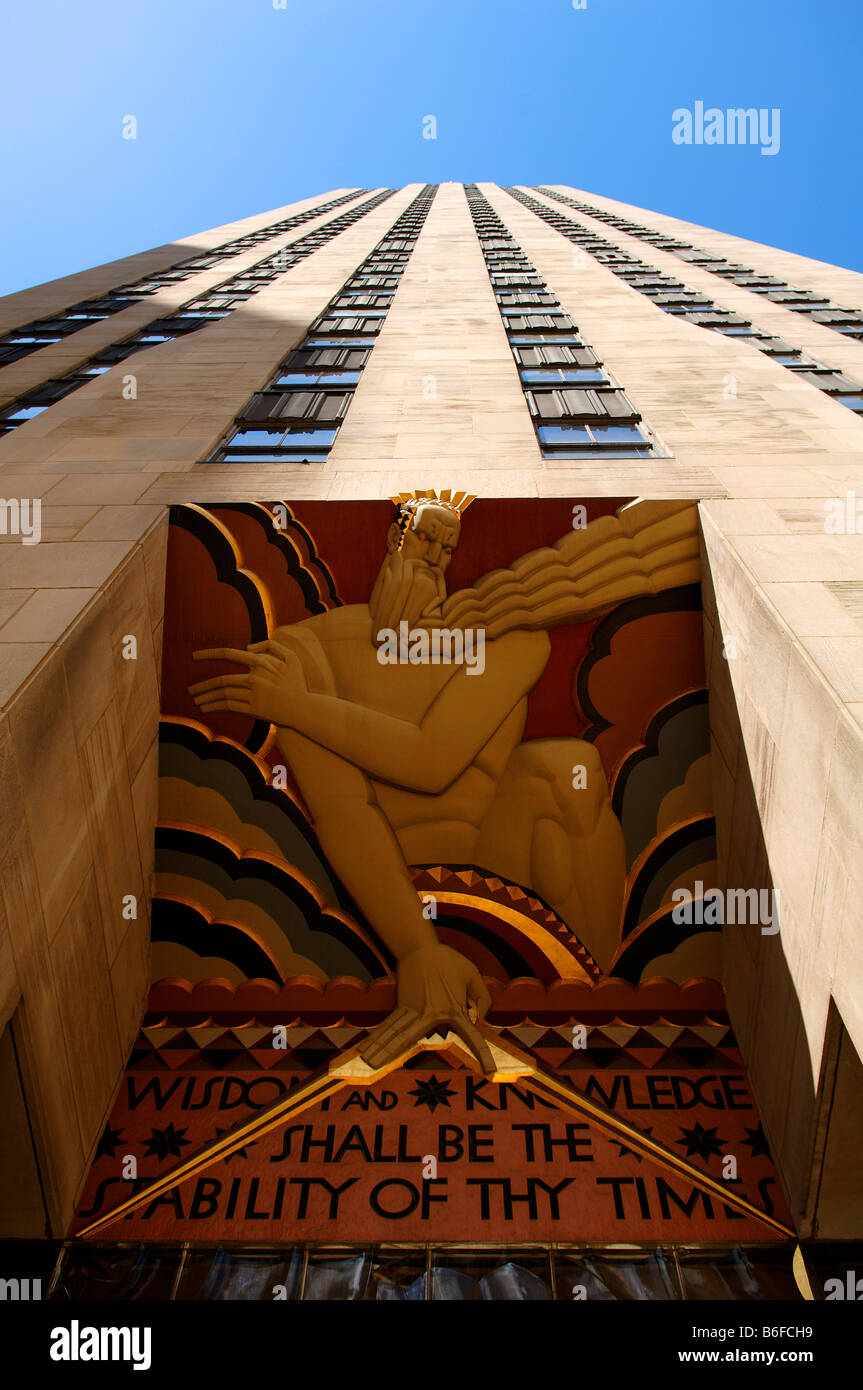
143;1123;191;1163
96;1123;125;1160
741;1123;772;1159
214;1126;254;1162
675;1121;725;1162
408;1076;457;1112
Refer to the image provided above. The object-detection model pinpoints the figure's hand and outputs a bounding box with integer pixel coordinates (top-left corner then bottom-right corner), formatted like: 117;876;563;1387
359;944;495;1074
188;639;306;726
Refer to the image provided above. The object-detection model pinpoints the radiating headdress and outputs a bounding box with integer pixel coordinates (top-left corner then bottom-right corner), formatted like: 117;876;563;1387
390;488;476;550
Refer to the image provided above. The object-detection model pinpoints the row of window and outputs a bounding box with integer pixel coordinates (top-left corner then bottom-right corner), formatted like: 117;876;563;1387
463;185;656;460
0;191;398;439
508;189;863;419
205;186;439;464
0;191;368;369
535;186;863;341
47;1240;804;1301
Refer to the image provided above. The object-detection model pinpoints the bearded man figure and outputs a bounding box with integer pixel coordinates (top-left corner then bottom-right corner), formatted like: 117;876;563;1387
189;493;701;1073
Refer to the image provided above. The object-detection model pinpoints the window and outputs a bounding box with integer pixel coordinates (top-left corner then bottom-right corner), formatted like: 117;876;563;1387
515;186;863;420
508;335;589;349
204;185;439;466
534;185;863;346
538;422;651;455
520;368;607;385
333;294;394;309
275;371;361;387
500;313;576;332
464;183;657;463
219;425;339;461
314;312;387;334
515;345;598;367
304;339;377;350
0;190;403;439
239;388;353;424
527;387;639;423
495;292;557;307
0;190;376;372
14;404;49;418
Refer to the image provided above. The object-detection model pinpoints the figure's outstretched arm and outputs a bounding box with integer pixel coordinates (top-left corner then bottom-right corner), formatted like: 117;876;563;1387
188;631;547;793
430;500;701;639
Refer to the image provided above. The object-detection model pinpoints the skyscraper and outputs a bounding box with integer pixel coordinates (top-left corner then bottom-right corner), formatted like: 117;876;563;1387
1;183;861;1299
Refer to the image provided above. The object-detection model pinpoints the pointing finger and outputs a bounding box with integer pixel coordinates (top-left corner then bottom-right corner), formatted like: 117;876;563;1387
188;675;252;695
248;640;295;660
193;686;253;704
467;972;492;1022
193;696;253;714
192;648;266;667
451;1014;497;1075
359;1008;427;1069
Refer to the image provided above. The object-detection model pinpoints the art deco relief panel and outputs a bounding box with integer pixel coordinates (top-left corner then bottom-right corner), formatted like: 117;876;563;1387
69;494;798;1251
154;496;719;995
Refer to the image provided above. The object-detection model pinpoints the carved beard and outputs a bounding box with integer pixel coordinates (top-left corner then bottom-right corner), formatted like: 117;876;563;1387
370;551;447;635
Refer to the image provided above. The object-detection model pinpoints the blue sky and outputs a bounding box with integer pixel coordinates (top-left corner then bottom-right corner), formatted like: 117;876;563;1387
1;0;860;296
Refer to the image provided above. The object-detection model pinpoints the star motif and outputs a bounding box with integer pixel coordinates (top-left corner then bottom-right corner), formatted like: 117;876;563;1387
96;1123;125;1160
675;1121;725;1162
408;1075;457;1113
741;1123;771;1159
214;1127;254;1162
612;1126;654;1162
143;1123;191;1163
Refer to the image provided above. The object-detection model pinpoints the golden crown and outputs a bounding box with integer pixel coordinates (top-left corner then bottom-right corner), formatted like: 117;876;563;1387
389;488;476;517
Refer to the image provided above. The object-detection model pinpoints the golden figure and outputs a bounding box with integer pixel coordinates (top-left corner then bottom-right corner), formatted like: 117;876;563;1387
189;495;700;1072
